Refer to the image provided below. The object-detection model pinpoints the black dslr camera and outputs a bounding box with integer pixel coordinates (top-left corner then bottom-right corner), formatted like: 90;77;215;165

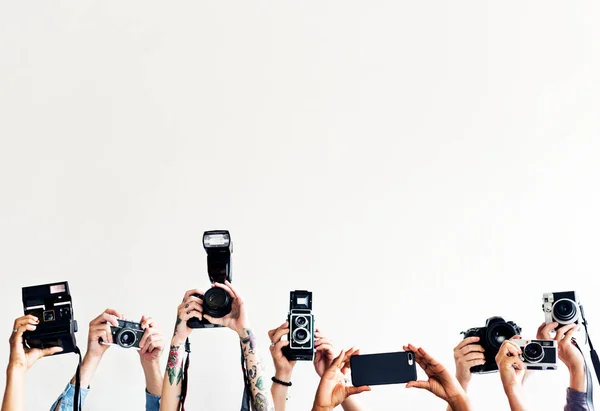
462;316;522;373
22;281;78;355
110;319;145;349
187;230;234;329
283;290;315;361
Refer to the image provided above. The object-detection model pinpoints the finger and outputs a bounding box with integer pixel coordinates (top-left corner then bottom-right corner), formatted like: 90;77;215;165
459;344;485;356
314;338;333;348
316;343;335;354
41;346;64;357
561;326;579;344
538;322;558;339
140;316;155;330
510;335;522;340
406;380;430;390
273;340;289;353
347;386;371;396
223;280;240;299
139;327;153;350
212;282;236;300
179;301;203;317
181;310;203;323
15;315;40;328
332;350;345;369
93;309;122;325
556;323;578;341
91;324;113;345
182;289;205;302
10;324;35;346
456;336;481;350
270;327;289;343
462;352;486;362
464;358;486;367
144;334;164;353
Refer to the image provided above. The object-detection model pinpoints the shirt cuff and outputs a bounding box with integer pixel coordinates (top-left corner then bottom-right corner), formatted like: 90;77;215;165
145;389;161;411
566;387;588;402
50;383;90;410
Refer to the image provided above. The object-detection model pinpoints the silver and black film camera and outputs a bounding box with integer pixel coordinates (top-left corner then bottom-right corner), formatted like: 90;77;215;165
110;319;145;349
543;291;581;328
513;339;558;370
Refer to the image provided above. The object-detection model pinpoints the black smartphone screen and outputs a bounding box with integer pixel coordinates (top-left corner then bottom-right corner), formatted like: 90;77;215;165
350;351;417;386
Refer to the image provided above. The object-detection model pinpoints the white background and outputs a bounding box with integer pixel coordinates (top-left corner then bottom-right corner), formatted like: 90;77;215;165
1;1;599;410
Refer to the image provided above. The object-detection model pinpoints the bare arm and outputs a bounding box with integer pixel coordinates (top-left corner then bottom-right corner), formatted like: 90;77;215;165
2;367;26;411
239;329;275;411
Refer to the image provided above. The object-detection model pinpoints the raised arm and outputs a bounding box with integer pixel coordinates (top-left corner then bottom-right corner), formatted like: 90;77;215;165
495;339;527;411
203;281;275;411
159;289;204;411
2;315;62;411
138;316;165;411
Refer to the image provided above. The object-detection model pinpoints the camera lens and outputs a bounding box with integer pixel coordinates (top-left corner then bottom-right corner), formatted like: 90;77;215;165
117;329;137;348
292;328;310;344
295;316;308;328
523;342;544;363
553;299;578;323
486;322;517;350
203;287;232;318
43;310;55;322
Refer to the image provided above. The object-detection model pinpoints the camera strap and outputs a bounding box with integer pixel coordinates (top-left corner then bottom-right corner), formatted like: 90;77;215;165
581;304;600;385
179;338;191;411
573;339;595;411
73;346;83;411
240;341;252;411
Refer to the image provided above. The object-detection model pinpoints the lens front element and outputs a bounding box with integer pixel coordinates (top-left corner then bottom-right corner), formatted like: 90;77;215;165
523;342;544;363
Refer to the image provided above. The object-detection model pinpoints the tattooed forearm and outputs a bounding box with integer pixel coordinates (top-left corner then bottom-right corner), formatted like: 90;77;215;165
239;328;275;411
173;317;182;336
166;344;185;386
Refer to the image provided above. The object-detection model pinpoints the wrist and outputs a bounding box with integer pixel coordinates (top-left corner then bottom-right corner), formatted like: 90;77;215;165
568;367;586;392
274;370;293;381
312;405;331;411
236;324;252;339
456;375;470;391
447;393;470;411
6;363;27;378
170;336;187;347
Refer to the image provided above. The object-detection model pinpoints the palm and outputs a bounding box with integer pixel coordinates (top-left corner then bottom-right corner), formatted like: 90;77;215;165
314;350;334;377
315;370;347;408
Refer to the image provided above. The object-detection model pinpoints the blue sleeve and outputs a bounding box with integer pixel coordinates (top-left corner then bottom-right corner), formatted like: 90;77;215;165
564;388;591;411
49;383;90;411
145;390;161;411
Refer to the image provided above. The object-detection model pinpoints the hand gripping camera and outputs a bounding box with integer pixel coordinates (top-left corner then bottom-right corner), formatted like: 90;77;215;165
22;281;78;354
543;291;581;329
187;230;234;329
462;316;522;373
283;290;315;361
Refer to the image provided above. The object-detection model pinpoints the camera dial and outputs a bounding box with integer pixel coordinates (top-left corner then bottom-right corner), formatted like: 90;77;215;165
117;329;137;348
553;299;578;324
522;342;544;363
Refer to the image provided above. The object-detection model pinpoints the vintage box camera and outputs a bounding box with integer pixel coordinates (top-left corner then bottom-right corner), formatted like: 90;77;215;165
543;291;581;328
513;339;557;370
22;281;78;355
188;230;234;329
110;319;144;349
462;316;522;373
283;290;315;361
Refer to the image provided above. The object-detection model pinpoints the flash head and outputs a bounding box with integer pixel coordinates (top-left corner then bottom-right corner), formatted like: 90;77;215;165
203;230;233;284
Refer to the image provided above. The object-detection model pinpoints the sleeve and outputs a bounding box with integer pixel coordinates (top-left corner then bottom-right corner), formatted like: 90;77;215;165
48;383;90;411
145;389;161;411
564;388;591;411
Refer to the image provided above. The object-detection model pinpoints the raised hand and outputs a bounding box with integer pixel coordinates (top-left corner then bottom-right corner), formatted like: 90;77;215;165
312;348;371;411
9;315;63;370
313;330;336;378
172;289;204;345
404;344;470;411
452;337;485;389
268;321;295;376
202;281;250;337
86;308;122;359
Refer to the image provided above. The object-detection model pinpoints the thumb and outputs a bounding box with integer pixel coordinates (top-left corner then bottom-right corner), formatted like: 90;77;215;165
346;386;371;396
41;346;63;357
406;380;430;390
203;314;221;325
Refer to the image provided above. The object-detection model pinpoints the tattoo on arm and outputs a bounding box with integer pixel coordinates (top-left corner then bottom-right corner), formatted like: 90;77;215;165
173;317;182;336
240;328;275;411
166;345;185;386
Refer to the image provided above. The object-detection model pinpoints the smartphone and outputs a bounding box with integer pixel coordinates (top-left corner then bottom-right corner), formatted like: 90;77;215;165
350;351;417;386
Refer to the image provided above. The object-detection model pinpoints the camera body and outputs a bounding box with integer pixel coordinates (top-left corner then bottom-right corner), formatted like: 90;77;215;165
110;319;144;349
22;281;78;355
283;290;315;361
188;230;234;329
513;339;558;370
462;316;522;374
543;291;581;329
